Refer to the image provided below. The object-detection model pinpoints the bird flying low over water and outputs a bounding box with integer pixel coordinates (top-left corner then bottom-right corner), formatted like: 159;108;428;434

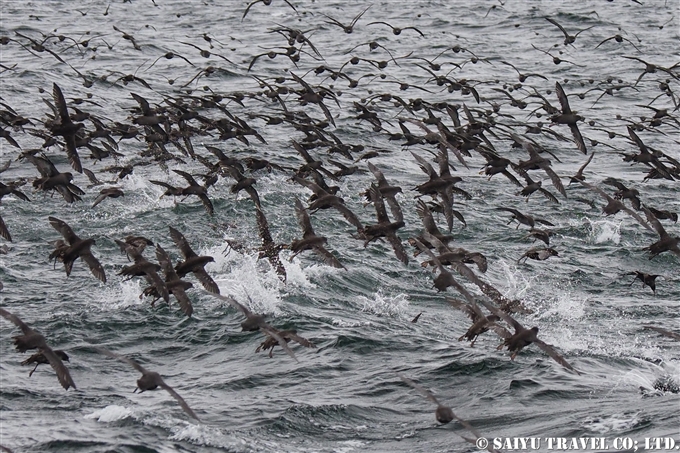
96;348;200;421
478;299;579;374
169;226;220;294
0;308;76;390
48;216;106;282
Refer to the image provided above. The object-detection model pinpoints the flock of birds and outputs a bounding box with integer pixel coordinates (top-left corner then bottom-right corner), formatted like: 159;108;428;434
0;0;679;451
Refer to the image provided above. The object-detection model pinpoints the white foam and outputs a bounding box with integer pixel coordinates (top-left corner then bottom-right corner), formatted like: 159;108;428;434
84;405;134;422
580;412;643;434
96;279;146;310
357;288;409;318
199;243;284;316
586;218;622;245
333;439;367;453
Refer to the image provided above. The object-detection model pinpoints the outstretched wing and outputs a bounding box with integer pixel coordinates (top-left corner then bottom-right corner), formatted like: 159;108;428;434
158;381;200;420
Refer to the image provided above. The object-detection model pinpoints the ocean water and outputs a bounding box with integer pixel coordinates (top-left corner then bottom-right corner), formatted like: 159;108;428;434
0;0;678;452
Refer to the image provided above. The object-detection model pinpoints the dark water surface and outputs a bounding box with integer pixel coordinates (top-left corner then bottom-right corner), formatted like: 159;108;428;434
0;0;678;452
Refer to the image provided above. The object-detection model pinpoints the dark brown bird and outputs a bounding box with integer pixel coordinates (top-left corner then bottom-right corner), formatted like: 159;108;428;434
256;329;316;358
97;348;199;421
0;307;76;390
26;154;84;203
117;240;170;304
409;199;456;255
448;298;500;347
92;187;124;208
169;226;220;293
226;166;261;209
295;176;364;235
647;207;677;223
513;134;568;197
173;170;214;216
367;21;424;37
254;207;287;281
322;5;371;34
550;82;587;154
642;207;680;259
627;271;661;294
0;181;30;202
206;292;300;361
595;34;641;52
242;0;298;21
21;350;70;377
411;149;469;231
496;207;554;230
567;152;595;185
363;185;408;264
366;162;403;223
290;198;344;268
517;174;559;203
603;177;641;210
545;17;594;46
579;181;653;232
397;374;498;453
49;83;84;173
518;247;559;264
412;238;469;293
151;244;194;317
48;216;106;282
0;215;11;242
478;299;579;374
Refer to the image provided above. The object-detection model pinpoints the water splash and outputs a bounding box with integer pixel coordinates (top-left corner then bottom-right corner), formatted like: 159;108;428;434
586;218;622;245
357;288;409;318
84;405;134;422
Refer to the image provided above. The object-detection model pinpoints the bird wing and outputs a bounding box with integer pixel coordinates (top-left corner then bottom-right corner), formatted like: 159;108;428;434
478;299;523;334
642;207;668;238
386;232;409;265
172;286;194;317
446;297;483;323
52;83;71;124
80;251;107;283
643;326;680;341
569;124;587;155
41;346;77;390
193;268;220;294
169;226;197;259
368;185;390;223
260;325;299;362
64;134;82;173
198;193;214;216
554;81;572;114
533;339;580;374
286;331;316;348
398;374;440;406
26;154;58;178
205;292;252;318
367;162;389;185
410;152;438;179
48;216;79;244
158;381;200;420
416;200;439;235
97;347;149;374
294;197;315;237
0;215;10;241
331;200;364;233
173;169;199;187
538;162;567;197
545;17;569;40
313;245;345;269
0;307;33;334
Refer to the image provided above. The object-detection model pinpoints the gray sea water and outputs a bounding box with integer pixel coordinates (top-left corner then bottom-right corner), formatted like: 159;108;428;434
0;0;679;452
